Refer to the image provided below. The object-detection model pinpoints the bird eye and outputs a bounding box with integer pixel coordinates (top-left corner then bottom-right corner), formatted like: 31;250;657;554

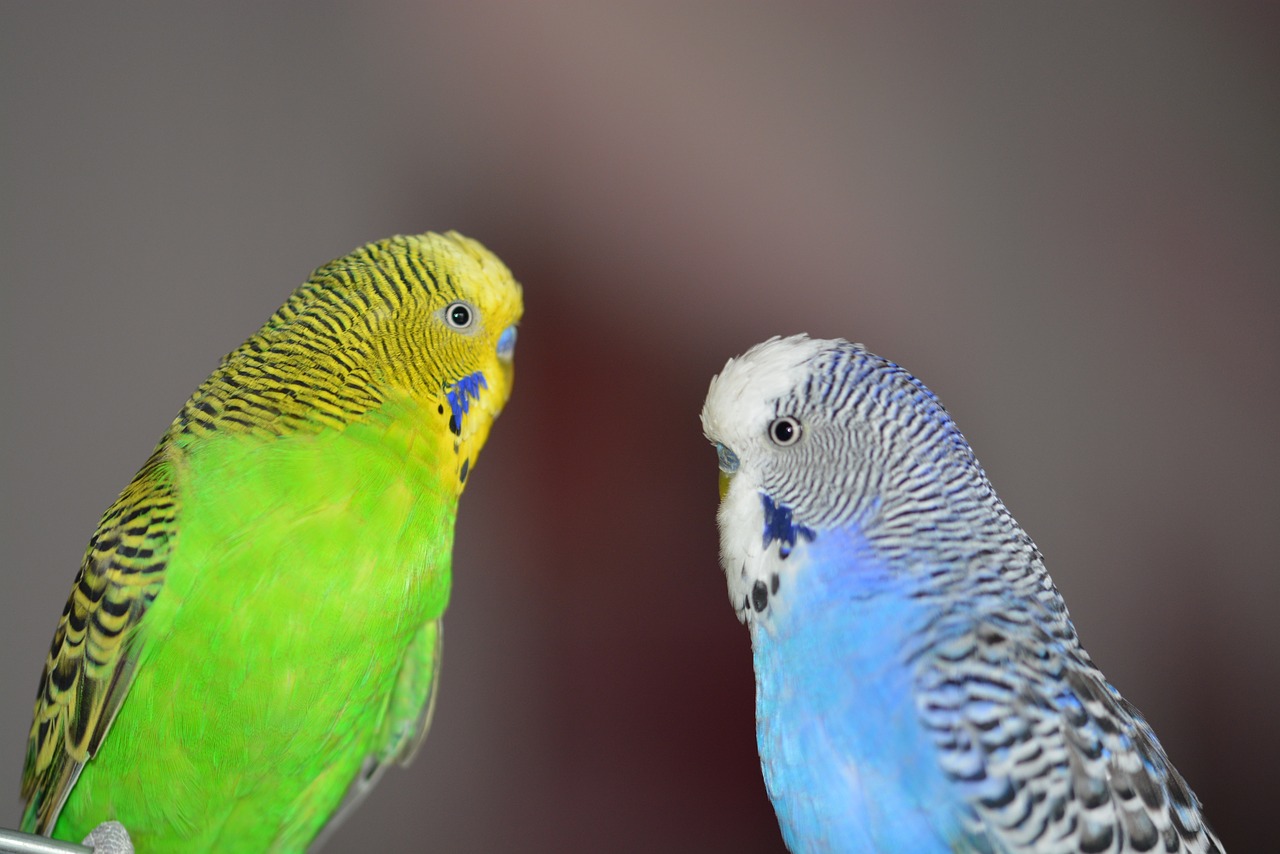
445;301;475;330
715;443;740;474
769;416;802;446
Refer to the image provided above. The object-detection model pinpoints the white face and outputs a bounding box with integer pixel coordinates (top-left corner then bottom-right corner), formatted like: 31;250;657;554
704;334;1016;635
701;335;828;624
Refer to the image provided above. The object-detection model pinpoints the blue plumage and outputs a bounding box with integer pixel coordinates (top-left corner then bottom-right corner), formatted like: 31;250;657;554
701;335;1222;853
755;527;969;851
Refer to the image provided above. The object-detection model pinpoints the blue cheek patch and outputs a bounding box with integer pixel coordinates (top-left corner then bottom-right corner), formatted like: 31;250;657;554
446;371;488;436
761;493;816;558
496;325;517;360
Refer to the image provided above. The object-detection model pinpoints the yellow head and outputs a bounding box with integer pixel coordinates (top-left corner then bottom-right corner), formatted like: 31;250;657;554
176;231;524;484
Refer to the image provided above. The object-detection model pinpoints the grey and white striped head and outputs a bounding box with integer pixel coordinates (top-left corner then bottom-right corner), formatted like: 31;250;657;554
701;335;1015;621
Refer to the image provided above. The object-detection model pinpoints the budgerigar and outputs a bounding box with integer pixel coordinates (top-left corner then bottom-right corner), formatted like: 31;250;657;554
701;335;1222;853
21;232;523;852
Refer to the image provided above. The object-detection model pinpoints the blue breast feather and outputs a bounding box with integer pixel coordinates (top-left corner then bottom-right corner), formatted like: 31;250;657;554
752;526;971;852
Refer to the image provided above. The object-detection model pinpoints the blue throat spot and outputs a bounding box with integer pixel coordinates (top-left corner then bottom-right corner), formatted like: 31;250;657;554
446;371;489;435
761;493;816;555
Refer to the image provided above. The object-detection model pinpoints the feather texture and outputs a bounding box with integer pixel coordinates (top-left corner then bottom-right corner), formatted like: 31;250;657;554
23;232;522;851
702;335;1222;853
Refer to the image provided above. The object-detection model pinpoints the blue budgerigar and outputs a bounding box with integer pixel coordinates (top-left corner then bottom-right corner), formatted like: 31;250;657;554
701;335;1222;853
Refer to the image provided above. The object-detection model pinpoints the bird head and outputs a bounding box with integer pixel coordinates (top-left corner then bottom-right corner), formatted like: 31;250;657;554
191;231;523;495
702;334;987;622
348;231;524;489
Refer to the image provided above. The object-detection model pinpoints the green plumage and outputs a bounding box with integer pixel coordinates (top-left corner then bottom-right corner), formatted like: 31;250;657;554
22;232;523;851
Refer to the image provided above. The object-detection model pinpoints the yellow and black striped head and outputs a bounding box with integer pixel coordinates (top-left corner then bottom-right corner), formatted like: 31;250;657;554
175;231;524;478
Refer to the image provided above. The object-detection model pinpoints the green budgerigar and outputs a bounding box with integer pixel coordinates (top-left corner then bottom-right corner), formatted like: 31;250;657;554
21;232;524;851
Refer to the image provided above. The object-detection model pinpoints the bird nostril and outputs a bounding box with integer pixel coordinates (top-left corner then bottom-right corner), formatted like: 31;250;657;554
496;325;517;360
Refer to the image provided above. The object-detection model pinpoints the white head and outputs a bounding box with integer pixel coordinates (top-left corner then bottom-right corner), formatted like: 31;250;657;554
702;334;1003;623
701;335;829;622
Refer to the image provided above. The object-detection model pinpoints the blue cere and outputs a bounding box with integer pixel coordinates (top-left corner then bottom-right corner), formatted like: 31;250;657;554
716;443;740;473
496;325;518;360
761;493;816;557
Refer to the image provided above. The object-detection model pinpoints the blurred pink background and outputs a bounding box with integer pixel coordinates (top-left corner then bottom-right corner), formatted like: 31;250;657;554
3;4;1276;851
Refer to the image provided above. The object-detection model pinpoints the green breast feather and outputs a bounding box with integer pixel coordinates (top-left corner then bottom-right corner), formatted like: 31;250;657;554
22;232;523;852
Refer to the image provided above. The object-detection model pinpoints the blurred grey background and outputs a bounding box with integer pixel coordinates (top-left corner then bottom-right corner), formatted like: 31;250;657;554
3;3;1277;851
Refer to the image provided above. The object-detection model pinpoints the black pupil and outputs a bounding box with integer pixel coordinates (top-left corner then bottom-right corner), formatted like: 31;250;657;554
450;304;470;326
774;420;794;442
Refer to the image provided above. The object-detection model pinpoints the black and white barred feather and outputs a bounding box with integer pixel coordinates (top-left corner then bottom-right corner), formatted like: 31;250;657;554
703;335;1223;853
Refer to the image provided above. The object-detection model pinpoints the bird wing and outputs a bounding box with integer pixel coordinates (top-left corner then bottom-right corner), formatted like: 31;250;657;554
917;613;1223;854
309;618;443;848
378;618;445;767
21;447;178;834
